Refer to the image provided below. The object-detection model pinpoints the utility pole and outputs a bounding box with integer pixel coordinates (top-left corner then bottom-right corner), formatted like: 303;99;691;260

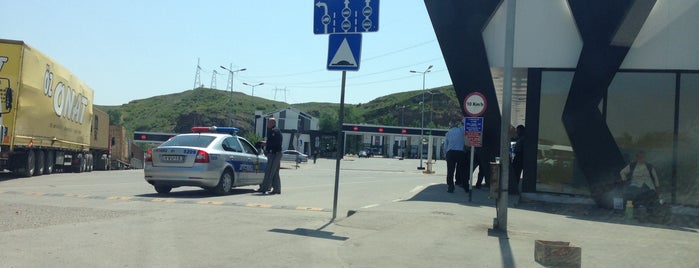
273;87;288;102
210;70;218;89
193;58;202;89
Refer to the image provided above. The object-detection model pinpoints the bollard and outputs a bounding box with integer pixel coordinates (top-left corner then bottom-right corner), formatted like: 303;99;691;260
423;160;435;174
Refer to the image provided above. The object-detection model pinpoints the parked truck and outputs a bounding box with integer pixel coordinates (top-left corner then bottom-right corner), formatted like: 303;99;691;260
0;39;99;176
109;125;130;170
91;108;111;171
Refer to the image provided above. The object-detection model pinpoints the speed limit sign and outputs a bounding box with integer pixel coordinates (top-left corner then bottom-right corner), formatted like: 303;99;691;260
464;92;487;117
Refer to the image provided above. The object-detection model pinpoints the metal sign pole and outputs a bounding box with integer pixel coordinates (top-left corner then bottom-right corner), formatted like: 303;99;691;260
496;0;516;232
332;70;347;220
469;146;475;202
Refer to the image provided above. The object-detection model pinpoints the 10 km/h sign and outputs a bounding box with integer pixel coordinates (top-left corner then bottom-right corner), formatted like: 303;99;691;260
464;92;487;117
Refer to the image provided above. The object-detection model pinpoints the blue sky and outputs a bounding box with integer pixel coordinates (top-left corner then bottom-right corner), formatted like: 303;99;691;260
1;0;451;106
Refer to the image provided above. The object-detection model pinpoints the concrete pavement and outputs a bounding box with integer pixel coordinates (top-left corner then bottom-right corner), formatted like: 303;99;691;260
311;156;699;267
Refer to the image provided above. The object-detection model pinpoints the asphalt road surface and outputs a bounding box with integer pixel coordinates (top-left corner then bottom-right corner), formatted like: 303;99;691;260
0;156;452;267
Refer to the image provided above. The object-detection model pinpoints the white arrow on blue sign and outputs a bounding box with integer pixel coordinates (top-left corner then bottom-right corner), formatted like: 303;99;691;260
327;33;362;71
314;0;380;34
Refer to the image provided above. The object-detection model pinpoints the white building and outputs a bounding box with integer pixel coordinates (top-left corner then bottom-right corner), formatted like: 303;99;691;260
254;107;319;155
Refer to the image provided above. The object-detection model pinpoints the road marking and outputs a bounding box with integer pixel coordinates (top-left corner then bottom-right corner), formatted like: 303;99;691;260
197;201;224;205
107;196;132;201
246;203;273;208
392;198;403;202
360;204;379;209
409;186;425;193
27;192;46;196
64;194;90;198
296;206;325;211
151;198;177;203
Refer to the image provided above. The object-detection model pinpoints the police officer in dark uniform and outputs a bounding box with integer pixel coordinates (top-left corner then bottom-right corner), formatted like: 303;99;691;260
257;118;283;194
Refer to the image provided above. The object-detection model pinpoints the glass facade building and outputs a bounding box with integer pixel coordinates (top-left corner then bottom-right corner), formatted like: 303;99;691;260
426;0;699;207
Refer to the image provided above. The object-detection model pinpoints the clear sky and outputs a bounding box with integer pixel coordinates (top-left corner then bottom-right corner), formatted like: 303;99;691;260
1;0;452;106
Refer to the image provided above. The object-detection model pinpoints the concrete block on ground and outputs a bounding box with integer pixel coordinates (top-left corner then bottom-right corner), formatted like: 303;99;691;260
534;240;581;268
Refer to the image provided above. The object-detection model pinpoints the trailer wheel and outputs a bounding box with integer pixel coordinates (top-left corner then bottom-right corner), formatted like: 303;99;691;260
34;150;45;176
16;150;35;177
44;150;54;174
86;154;93;172
72;154;84;173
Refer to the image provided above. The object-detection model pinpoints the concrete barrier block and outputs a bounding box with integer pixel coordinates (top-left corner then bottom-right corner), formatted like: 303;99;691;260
534;240;581;268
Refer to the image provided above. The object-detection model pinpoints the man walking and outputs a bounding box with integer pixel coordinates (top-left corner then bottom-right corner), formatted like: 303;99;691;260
444;119;467;193
258;118;283;195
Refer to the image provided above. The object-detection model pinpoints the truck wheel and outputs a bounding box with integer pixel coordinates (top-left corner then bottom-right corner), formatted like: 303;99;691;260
73;154;84;173
154;185;172;194
81;154;88;172
212;171;234;195
16;150;35;177
44;150;54;174
33;150;45;176
86;154;93;172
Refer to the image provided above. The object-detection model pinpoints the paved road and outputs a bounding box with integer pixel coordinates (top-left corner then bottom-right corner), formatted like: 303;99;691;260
1;157;697;267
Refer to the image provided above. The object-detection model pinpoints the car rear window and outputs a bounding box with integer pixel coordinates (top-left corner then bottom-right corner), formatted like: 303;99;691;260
160;135;216;148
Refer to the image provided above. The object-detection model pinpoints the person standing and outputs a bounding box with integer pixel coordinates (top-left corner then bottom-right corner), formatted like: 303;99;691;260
444;120;467;193
313;149;318;164
509;125;525;195
258;118;283;195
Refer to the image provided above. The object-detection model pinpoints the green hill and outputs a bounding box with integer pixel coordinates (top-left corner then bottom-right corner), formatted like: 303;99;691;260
96;85;461;136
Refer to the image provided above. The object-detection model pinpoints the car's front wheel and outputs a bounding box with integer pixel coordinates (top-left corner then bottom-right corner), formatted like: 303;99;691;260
212;170;233;195
154;185;172;194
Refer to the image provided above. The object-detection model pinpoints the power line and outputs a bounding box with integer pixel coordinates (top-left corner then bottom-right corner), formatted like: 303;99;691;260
243;39;439;80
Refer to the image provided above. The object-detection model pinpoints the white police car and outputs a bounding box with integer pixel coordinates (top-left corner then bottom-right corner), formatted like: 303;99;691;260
144;126;267;195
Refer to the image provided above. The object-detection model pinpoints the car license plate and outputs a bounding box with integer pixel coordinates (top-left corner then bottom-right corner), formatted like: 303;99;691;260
161;155;185;163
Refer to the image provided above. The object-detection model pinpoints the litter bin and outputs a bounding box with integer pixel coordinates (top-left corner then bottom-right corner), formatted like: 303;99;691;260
489;159;501;199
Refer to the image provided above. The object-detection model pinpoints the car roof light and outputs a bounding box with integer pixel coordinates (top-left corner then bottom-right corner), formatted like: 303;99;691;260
191;126;240;135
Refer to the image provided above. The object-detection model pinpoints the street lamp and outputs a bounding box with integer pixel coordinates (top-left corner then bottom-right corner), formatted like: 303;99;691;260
410;65;432;170
242;82;264;97
220;66;246;125
220;66;246;97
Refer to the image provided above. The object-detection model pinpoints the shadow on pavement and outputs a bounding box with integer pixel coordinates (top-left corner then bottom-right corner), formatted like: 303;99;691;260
517;200;699;233
407;184;699;233
269;220;349;241
488;228;516;268
135;188;256;199
405;184;496;208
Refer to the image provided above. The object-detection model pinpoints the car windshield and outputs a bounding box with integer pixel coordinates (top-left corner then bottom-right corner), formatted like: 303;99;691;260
160;135;216;148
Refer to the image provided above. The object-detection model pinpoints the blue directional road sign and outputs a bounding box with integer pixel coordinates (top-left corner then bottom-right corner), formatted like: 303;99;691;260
464;117;484;132
327;33;362;71
314;0;380;34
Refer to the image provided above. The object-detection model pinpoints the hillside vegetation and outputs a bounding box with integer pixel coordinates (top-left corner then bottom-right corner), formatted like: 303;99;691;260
96;85;461;136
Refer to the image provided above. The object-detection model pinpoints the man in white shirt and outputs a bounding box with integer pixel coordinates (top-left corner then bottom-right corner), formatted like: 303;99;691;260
444;120;467;193
620;151;660;206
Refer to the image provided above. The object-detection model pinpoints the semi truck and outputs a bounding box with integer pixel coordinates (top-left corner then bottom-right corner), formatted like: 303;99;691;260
0;39;104;176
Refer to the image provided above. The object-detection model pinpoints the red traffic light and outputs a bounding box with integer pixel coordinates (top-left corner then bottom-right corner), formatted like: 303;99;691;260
353;126;359;131
378;128;384;133
141;134;147;140
401;129;407;134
